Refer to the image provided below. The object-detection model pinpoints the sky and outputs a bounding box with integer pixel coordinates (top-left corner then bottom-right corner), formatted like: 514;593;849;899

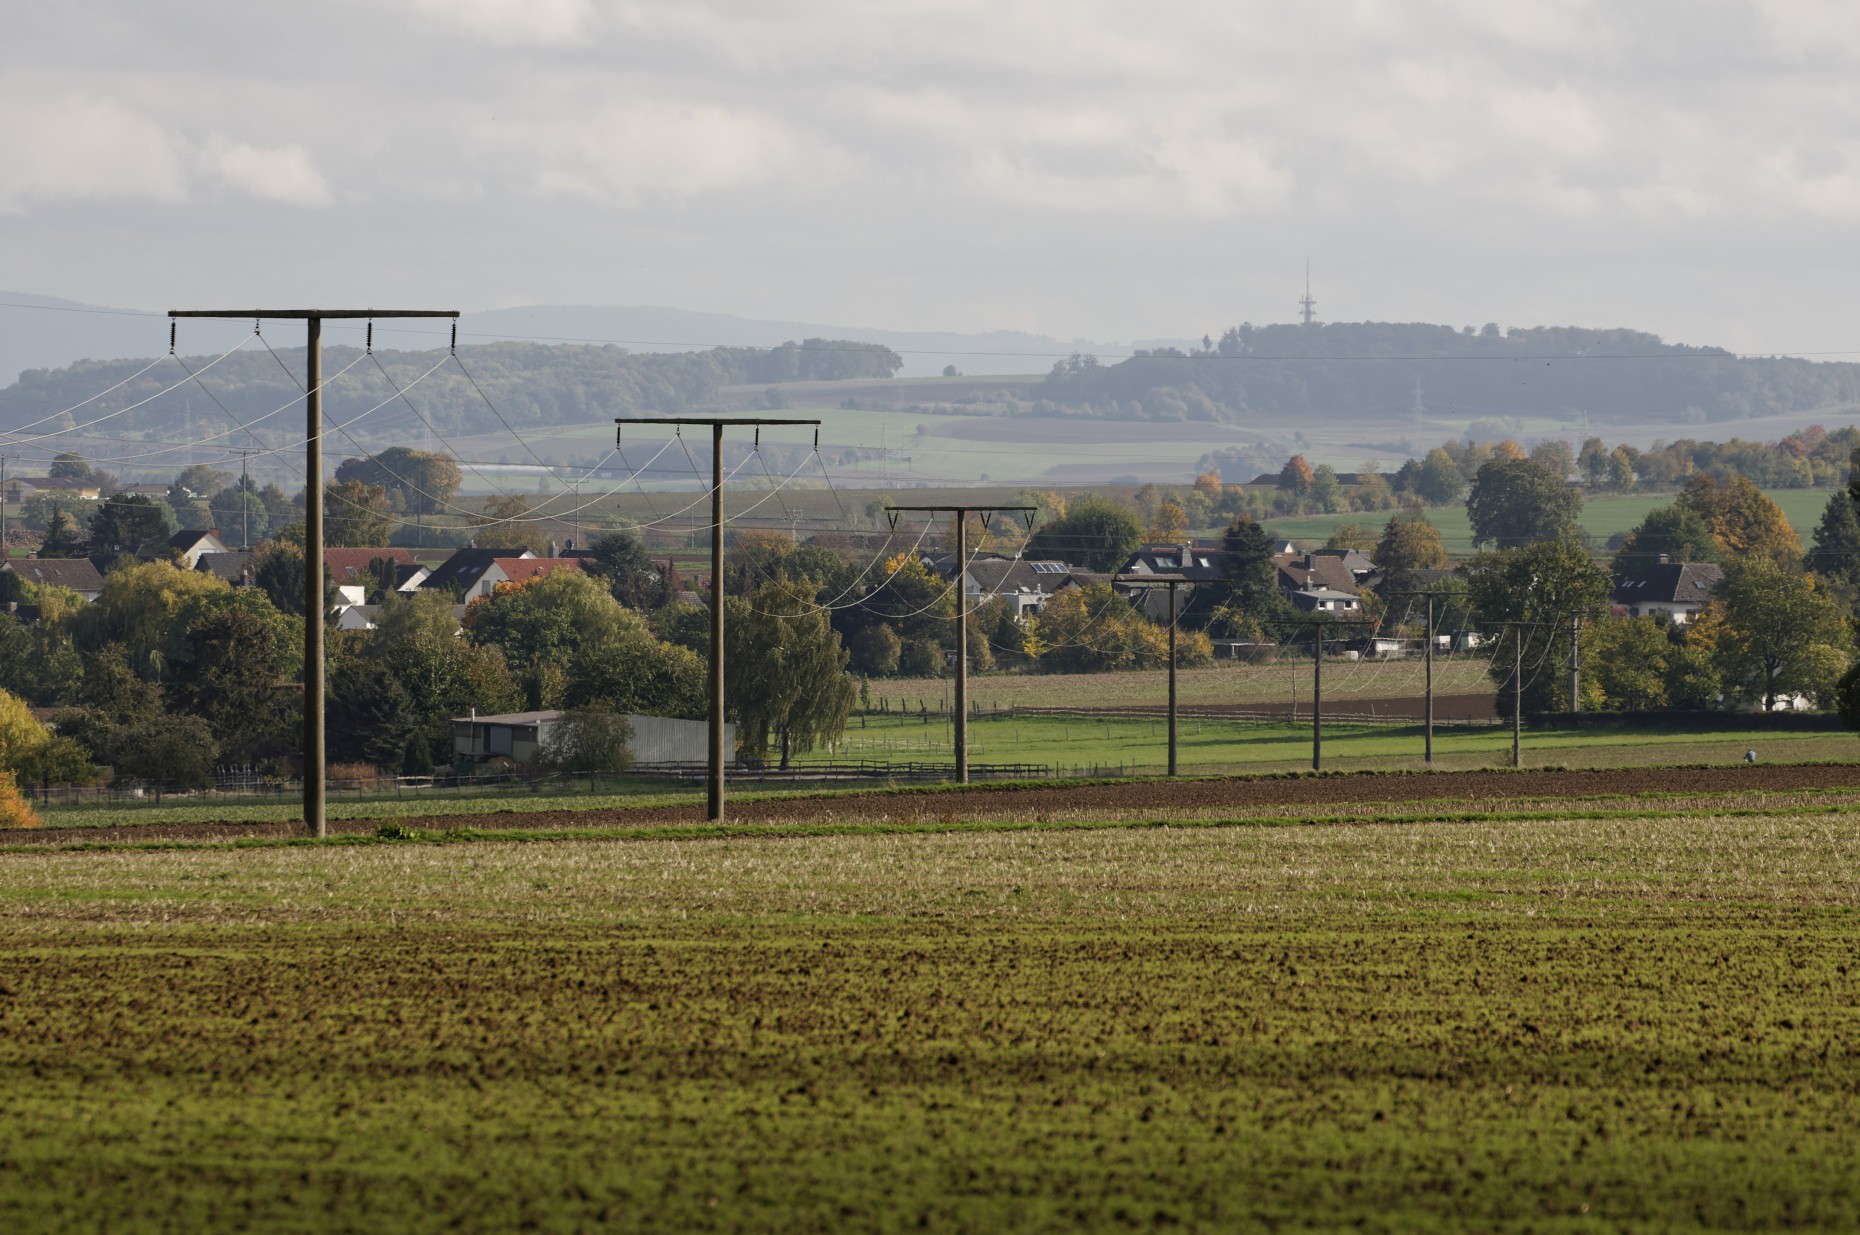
5;0;1860;354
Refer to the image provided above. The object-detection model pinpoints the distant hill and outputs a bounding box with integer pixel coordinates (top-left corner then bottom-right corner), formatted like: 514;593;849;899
1036;321;1860;428
0;339;900;469
0;295;1155;385
460;305;1147;378
0;294;247;390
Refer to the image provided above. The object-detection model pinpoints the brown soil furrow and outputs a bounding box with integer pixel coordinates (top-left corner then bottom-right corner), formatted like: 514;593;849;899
11;763;1860;847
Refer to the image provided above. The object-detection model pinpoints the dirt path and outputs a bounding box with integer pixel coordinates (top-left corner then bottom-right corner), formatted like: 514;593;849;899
10;763;1860;847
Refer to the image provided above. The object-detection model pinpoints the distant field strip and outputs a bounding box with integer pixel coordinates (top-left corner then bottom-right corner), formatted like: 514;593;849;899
874;659;1499;709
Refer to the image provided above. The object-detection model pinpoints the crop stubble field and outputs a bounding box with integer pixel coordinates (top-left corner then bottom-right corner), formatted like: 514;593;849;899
4;768;1860;1231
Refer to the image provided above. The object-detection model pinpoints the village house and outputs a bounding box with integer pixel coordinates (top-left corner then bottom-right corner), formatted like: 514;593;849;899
0;557;106;602
163;529;230;569
1273;550;1366;614
1611;560;1723;624
417;547;584;599
925;554;1104;620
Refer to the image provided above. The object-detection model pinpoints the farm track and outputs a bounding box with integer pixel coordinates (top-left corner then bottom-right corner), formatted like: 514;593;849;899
13;762;1860;846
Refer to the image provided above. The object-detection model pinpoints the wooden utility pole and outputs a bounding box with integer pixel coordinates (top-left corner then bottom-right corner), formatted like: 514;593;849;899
1268;617;1370;773
1113;573;1188;775
1385;589;1455;766
1425;593;1435;764
615;416;819;822
1513;626;1524;769
1568;615;1581;713
887;505;1037;783
169;310;459;837
1313;624;1322;771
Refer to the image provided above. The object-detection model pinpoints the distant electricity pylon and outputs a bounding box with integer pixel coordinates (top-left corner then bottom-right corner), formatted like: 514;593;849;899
1299;259;1318;327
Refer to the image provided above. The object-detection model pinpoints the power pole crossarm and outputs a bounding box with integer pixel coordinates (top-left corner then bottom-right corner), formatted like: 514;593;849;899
169;308;459;839
615;415;821;821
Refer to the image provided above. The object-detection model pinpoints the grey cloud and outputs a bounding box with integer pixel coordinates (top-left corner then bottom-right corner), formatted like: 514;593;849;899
4;1;1860;351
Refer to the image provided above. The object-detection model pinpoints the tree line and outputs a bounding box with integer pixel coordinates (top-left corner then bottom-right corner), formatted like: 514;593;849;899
0;338;901;446
1039;321;1860;426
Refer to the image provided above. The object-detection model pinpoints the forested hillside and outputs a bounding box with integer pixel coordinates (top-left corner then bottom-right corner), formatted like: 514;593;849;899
1037;322;1860;426
0;338;900;443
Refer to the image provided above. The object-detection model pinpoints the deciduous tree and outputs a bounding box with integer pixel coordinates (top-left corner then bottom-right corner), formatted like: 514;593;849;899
1613;505;1721;582
1712;560;1847;711
1464;540;1613;715
725;579;855;767
324;479;392;547
1465;457;1583;549
1020;496;1143;572
1678;475;1800;569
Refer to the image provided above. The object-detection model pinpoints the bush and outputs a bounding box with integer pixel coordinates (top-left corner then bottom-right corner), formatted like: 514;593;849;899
114;715;218;790
897;637;943;678
538;710;634;774
848;623;901;676
0;771;38;829
11;736;97;788
1836;662;1860;733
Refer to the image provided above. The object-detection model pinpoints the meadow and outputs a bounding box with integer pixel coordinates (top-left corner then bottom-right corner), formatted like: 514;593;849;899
4;790;1860;1231
873;657;1497;712
1262;486;1838;553
814;711;1856;776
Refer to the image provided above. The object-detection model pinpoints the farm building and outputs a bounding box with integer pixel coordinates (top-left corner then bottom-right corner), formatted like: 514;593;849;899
451;710;726;768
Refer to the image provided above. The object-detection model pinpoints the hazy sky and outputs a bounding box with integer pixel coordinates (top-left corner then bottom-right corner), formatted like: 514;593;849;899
6;1;1860;352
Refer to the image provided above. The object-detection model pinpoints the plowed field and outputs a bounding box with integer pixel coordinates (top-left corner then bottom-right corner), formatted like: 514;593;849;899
5;803;1860;1231
13;762;1860;846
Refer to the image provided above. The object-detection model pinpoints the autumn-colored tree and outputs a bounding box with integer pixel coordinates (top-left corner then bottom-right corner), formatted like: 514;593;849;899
1324;523;1375;553
0;771;37;829
1278;455;1315;495
470;494;547;554
1148;499;1190;542
1677;475;1801;569
1192;472;1223;501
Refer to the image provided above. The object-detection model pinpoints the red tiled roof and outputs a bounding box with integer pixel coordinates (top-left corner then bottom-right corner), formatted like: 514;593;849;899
323;547;420;584
492;557;584;585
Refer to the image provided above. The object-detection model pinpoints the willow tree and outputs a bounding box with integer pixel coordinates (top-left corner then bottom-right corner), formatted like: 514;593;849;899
725;579;855;768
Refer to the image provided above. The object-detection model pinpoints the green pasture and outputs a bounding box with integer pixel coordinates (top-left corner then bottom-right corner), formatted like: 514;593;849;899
5;802;1860;1230
818;710;1855;774
878;658;1496;709
1262;485;1840;553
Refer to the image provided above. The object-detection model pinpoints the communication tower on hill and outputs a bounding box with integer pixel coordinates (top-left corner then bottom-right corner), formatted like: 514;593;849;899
1299;259;1318;326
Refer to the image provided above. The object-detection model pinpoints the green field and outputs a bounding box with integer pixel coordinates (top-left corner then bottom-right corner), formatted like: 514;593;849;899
817;712;1854;774
6;789;1860;1231
1263;486;1839;553
876;658;1497;711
